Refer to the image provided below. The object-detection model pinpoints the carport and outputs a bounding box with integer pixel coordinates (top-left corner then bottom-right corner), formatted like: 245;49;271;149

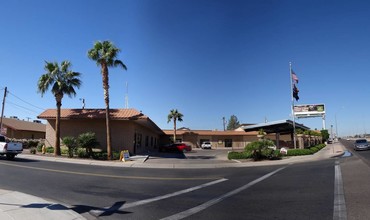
241;120;310;148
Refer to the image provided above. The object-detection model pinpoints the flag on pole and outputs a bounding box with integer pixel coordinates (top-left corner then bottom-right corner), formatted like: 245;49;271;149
292;70;299;84
293;84;299;101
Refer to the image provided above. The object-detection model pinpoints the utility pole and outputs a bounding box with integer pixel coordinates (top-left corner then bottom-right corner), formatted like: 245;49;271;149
0;87;7;134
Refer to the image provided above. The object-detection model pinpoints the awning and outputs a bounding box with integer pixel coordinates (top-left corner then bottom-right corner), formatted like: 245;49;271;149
241;119;310;134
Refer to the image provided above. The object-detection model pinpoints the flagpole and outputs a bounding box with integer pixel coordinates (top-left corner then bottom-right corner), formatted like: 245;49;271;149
289;62;297;149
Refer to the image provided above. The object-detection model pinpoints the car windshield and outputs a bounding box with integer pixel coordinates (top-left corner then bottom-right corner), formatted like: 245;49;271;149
356;139;367;144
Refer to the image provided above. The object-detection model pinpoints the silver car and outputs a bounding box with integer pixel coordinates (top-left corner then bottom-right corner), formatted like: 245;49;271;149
354;139;370;151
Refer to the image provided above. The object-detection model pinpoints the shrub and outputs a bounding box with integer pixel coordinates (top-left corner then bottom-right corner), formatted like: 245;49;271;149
76;148;90;158
78;132;99;158
228;151;252;160
62;136;78;158
46;147;54;154
37;143;44;152
28;140;39;148
245;140;277;161
92;151;121;160
30;147;37;154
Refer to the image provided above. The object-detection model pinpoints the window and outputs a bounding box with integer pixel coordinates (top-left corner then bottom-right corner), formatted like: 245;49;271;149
225;139;232;148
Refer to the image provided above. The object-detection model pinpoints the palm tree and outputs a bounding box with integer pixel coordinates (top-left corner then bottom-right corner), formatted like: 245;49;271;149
167;109;183;143
87;40;127;160
37;61;82;156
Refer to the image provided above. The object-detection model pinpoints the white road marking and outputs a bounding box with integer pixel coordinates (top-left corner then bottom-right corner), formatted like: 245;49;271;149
333;160;347;220
90;178;228;216
161;166;287;220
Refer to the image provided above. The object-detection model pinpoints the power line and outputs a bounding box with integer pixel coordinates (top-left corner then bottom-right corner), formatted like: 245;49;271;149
6;101;41;115
7;91;45;111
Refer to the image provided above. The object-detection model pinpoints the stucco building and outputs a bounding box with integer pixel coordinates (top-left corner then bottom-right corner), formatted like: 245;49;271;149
38;108;164;154
0;117;46;139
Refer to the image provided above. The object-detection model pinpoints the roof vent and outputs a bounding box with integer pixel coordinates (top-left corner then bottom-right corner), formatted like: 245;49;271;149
33;120;42;123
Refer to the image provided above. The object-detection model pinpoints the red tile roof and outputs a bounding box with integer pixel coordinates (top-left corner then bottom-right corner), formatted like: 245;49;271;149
38;108;147;120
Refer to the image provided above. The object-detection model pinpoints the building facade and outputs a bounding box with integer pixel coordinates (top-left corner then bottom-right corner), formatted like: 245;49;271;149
0;117;46;139
38;109;164;154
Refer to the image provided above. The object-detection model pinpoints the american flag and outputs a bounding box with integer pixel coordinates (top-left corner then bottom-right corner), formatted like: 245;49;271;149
292;70;299;84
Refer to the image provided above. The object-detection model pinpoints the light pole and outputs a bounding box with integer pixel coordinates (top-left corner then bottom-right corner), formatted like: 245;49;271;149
331;125;333;140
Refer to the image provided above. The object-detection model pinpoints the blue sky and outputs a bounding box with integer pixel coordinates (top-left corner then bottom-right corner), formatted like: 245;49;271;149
1;0;370;136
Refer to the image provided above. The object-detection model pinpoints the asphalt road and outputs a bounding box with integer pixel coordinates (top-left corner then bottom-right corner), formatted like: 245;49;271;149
0;155;342;220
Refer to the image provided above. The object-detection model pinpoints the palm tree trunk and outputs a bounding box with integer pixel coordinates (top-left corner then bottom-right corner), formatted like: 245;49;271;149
173;119;177;143
55;94;62;156
102;64;112;160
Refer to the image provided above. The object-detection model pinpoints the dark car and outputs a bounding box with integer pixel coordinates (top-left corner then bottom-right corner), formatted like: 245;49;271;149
354;139;370;151
159;143;192;153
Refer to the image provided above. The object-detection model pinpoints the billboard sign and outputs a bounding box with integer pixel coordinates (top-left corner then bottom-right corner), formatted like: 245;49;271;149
294;104;325;118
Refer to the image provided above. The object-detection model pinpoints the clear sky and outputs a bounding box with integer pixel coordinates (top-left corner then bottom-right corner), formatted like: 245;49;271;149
1;0;370;136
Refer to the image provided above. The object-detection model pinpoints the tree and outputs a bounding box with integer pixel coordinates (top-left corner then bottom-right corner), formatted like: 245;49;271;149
321;129;330;142
87;40;127;160
227;115;240;130
167;109;183;143
37;61;81;156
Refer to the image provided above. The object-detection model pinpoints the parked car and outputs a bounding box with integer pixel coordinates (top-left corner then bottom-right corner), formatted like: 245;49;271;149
327;139;333;144
201;141;212;149
354;139;370;151
159;143;192;153
0;135;23;160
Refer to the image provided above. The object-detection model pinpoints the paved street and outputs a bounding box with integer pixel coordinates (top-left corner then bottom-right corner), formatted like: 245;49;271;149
0;142;370;219
0;144;345;219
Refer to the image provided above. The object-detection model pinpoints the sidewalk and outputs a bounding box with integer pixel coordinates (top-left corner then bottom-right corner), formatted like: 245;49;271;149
1;142;346;220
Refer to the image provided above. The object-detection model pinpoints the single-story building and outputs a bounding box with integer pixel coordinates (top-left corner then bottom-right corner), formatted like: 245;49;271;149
38;108;164;154
161;128;295;149
0;117;46;139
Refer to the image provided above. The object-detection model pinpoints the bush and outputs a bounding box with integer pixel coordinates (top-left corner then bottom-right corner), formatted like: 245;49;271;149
245;140;278;161
78;132;99;158
62;136;78;158
30;147;37;154
46;147;54;154
37;143;44;152
228;151;252;160
92;151;121;160
28;140;39;148
76;148;90;158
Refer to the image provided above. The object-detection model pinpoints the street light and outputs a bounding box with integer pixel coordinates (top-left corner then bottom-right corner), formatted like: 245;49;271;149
331;125;333;140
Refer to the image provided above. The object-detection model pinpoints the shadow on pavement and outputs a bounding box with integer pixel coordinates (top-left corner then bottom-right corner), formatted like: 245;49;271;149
19;201;132;217
0;157;39;163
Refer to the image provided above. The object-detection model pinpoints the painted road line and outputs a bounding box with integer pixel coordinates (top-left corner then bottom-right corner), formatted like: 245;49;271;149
161;166;287;220
90;178;228;216
333;160;347;220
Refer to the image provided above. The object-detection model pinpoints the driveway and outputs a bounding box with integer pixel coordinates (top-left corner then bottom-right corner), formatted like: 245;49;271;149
145;148;234;165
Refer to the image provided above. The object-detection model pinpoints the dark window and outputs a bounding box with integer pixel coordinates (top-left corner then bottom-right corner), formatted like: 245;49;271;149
225;139;232;148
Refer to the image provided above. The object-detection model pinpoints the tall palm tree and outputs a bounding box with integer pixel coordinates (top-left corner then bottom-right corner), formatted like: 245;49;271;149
167;109;183;143
37;61;82;156
87;40;127;160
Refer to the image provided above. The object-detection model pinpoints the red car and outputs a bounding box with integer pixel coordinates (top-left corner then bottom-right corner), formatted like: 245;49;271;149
159;143;192;153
